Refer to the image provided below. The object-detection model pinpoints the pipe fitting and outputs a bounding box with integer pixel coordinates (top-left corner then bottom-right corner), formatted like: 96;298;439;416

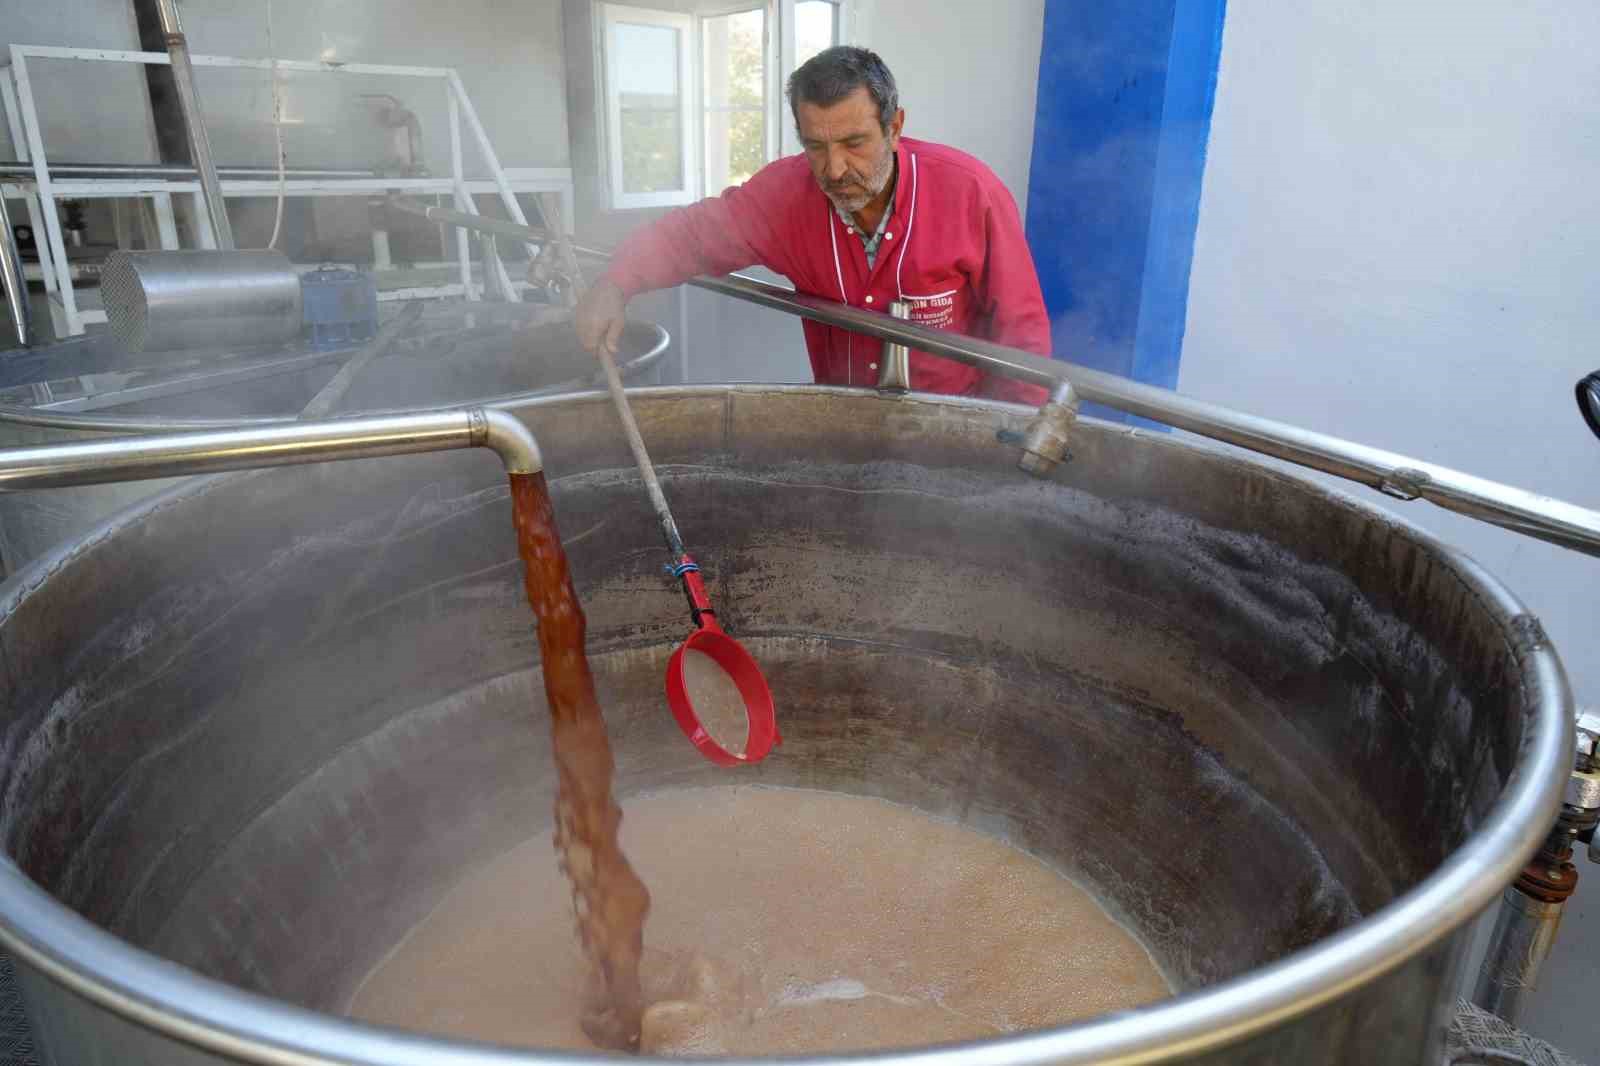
0;408;543;491
876;301;912;393
1018;380;1080;477
1575;708;1600;769
476;408;543;474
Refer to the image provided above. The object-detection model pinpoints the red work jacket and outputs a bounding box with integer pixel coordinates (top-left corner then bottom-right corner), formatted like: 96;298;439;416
605;137;1051;404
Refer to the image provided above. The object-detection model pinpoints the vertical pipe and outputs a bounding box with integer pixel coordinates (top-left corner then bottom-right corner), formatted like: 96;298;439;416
372;229;393;272
1472;888;1565;1025
19;194;56;297
447;92;477;301
0;187;31;346
154;0;235;249
190;191;218;250
676;286;691;383
10;48;81;333
152;193;180;250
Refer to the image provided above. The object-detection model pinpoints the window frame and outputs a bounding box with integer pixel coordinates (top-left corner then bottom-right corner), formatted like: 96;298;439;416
698;1;775;194
602;3;699;210
778;0;846;157
598;0;849;210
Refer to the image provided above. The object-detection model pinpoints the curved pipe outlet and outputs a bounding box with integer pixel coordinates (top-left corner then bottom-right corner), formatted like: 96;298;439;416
0;407;542;491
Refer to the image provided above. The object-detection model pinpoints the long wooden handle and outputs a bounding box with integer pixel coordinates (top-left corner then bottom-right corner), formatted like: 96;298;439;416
596;345;685;558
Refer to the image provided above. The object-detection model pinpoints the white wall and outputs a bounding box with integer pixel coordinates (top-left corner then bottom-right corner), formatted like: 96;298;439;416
177;0;570;173
0;0;159;163
1181;3;1600;1056
851;0;1045;215
1;0;568;174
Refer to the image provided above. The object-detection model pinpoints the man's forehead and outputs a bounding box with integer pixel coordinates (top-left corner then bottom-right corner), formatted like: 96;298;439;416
797;88;878;139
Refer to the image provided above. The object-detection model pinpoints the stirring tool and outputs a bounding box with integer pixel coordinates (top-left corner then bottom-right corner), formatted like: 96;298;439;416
594;346;779;766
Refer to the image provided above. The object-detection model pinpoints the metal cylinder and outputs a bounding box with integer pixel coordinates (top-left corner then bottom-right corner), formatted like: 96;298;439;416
100;250;303;354
1472;888;1566;1024
0;386;1573;1066
875;300;911;392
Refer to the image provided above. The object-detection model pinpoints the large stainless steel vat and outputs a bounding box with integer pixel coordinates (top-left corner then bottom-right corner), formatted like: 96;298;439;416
0;303;668;575
0;386;1571;1066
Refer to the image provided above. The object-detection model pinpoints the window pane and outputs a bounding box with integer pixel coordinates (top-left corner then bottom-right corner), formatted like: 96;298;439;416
616;22;684;194
703;9;767;192
795;1;838;67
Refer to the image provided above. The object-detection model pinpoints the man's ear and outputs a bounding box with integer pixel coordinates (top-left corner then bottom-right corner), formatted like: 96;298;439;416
889;108;906;145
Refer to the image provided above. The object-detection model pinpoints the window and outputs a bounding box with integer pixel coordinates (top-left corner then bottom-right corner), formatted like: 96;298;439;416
702;8;769;193
604;4;697;208
600;1;846;209
794;0;840;67
780;0;843;157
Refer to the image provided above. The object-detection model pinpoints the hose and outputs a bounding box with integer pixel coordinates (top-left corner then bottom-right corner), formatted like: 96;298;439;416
264;0;287;251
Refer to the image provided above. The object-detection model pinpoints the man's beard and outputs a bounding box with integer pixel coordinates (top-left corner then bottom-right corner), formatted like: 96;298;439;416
822;146;895;215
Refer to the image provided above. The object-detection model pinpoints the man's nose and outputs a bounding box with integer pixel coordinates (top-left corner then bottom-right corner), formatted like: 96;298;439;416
825;148;850;182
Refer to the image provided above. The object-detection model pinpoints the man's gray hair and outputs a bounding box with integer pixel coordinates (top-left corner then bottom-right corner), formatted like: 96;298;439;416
786;46;899;133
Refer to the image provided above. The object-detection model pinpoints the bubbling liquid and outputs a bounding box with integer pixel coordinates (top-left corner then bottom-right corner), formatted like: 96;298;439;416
350;785;1171;1055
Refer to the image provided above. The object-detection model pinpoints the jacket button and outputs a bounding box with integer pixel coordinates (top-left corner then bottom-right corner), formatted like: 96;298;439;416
865;295;874;304
884;232;893;240
869;362;878;371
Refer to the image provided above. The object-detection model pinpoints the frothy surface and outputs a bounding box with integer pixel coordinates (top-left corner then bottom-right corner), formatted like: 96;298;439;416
350;786;1170;1055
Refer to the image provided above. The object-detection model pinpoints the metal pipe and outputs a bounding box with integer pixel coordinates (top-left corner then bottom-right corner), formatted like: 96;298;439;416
1473;708;1600;1024
0;186;30;347
0;162;377;182
1472;877;1567;1025
688;273;1600;559
876;300;911;392
0;408;540;491
378;203;1600;558
154;0;235;249
388;195;550;244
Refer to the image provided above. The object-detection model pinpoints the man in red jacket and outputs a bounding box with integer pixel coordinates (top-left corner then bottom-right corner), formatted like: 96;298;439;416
577;46;1050;405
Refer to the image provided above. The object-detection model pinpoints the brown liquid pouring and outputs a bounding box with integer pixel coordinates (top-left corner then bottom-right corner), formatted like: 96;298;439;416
510;472;651;1050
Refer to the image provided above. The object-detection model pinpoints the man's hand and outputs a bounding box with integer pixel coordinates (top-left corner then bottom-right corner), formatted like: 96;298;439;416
576;278;629;358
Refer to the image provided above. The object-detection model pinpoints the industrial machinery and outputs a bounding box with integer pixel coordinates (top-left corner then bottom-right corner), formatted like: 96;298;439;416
0;382;1576;1066
0;7;1593;1059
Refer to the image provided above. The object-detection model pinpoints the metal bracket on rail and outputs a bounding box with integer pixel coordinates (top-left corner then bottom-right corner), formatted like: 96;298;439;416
875;301;912;394
1018;380;1081;477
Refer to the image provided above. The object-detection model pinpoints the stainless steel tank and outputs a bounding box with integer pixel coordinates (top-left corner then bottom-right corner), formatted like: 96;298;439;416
0;386;1570;1066
0;303;668;575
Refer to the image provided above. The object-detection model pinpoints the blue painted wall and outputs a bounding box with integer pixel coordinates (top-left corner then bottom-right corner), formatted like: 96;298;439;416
1025;0;1226;412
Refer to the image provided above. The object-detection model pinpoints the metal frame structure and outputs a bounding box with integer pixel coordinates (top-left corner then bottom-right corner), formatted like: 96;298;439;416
0;43;575;339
